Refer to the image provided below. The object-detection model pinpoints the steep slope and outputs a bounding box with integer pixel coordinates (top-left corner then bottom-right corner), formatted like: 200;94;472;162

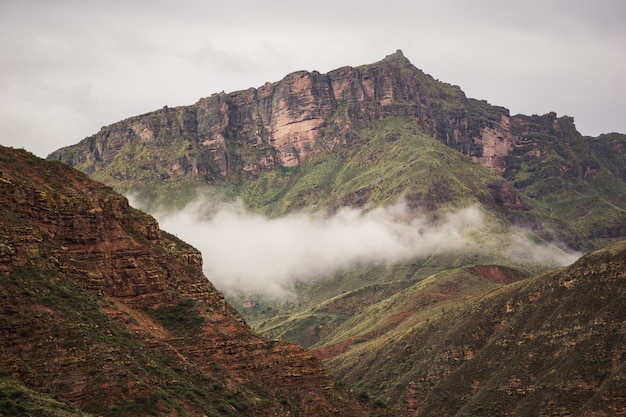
255;265;528;353
499;115;626;248
48;51;626;249
0;145;381;417
325;240;626;416
216;117;576;351
43;50;626;415
0;374;95;416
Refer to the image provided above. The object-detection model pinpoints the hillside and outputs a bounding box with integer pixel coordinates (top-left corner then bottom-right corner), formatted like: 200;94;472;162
324;240;626;416
0;146;381;416
43;50;626;415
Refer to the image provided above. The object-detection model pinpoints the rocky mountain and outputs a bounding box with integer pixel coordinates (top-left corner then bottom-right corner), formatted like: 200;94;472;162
44;51;626;415
0;146;382;416
324;239;626;416
48;50;626;250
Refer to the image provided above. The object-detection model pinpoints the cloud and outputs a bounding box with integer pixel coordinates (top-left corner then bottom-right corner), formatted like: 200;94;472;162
144;193;580;299
504;230;582;268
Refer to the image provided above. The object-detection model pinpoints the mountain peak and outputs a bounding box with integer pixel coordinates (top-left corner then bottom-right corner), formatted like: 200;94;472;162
389;49;405;58
37;49;626;417
49;50;464;175
380;49;411;65
47;52;626;249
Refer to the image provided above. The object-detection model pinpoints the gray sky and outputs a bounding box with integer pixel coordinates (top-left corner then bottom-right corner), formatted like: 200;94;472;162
2;0;625;157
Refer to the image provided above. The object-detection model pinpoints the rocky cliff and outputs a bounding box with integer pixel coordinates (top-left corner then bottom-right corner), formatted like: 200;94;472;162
35;48;626;416
48;51;626;248
0;145;380;416
50;50;448;175
49;50;626;179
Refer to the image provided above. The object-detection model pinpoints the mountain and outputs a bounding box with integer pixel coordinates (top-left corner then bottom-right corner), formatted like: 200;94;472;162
0;146;382;416
323;240;626;416
48;50;626;250
44;51;626;415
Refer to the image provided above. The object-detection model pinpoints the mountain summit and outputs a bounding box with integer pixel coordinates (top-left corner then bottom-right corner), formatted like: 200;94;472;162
48;52;626;250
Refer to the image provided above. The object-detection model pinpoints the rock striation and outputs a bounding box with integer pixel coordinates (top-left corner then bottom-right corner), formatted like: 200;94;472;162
0;146;379;416
34;49;626;416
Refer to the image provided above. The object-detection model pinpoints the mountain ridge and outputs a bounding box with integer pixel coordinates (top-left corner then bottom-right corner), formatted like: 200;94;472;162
49;49;626;178
0;145;380;416
324;239;626;416
48;51;626;249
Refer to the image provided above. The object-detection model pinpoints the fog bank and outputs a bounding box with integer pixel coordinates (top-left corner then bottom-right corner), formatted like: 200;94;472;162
146;194;580;298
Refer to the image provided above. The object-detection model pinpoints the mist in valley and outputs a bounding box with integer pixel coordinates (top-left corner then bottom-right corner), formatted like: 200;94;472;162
139;192;581;299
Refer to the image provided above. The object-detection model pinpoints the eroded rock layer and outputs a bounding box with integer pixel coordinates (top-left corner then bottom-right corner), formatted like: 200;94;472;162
0;146;377;416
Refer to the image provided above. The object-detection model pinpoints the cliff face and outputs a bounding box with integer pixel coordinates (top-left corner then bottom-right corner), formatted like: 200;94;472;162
47;52;626;240
46;50;508;178
0;146;377;416
51;50;623;181
33;48;626;417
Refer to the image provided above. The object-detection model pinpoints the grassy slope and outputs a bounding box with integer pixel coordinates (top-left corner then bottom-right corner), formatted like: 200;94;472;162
41;51;626;415
0;374;95;417
236;117;500;215
0;261;261;417
0;147;375;417
75;133;208;209
45;110;626;416
503;116;626;250
228;117;568;350
325;240;626;416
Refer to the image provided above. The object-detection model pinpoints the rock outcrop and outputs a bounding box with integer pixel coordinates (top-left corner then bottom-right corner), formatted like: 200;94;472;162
47;53;626;239
51;50;624;182
35;48;626;416
0;146;378;416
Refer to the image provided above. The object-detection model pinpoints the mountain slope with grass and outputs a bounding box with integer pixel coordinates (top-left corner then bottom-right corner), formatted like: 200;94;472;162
324;239;626;416
48;51;626;250
207;116;579;352
0;146;381;417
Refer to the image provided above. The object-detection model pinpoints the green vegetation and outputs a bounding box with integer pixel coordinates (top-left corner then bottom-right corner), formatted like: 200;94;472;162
41;52;626;416
0;264;261;417
324;240;626;416
501;115;626;249
235;117;501;215
76;136;209;210
0;374;95;417
146;298;205;336
2;145;376;417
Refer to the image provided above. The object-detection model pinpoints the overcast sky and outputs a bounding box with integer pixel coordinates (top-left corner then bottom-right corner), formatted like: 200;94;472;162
2;0;625;157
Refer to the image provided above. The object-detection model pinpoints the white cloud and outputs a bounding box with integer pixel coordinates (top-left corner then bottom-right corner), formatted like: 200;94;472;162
146;193;580;299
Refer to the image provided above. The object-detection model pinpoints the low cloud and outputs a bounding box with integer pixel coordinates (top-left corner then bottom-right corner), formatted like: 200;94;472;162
145;193;580;299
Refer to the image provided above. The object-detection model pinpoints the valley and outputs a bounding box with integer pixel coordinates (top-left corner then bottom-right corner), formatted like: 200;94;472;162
2;50;623;416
